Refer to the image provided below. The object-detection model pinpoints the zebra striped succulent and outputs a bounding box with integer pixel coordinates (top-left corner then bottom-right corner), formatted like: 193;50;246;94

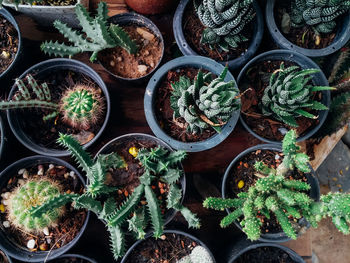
290;0;350;34
193;0;255;51
261;63;333;127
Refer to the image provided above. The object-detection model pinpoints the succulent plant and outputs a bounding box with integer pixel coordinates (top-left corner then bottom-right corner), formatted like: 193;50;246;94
171;67;240;134
193;0;255;51
177;246;214;263
261;63;333;127
290;0;350;34
41;2;138;62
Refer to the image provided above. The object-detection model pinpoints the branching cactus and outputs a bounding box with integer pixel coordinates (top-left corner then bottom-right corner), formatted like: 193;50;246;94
193;0;255;51
261;63;334;127
177;246;214;263
170;67;240;134
290;0;350;34
41;2;138;62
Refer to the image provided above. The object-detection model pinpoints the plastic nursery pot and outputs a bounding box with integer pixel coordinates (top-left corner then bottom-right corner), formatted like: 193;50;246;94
125;0;179;15
0;156;90;262
7;58;110;157
0;7;22;81
121;229;216;263
266;0;350;57
237;49;331;144
98;12;164;83
226;239;305;263
222;144;320;243
95;133;186;227
48;253;97;263
3;0;89;28
144;55;241;152
173;0;264;71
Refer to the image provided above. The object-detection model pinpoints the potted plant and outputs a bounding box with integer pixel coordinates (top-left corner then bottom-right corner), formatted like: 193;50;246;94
41;2;164;82
204;130;350;242
3;58;110;157
125;0;179;15
0;155;90;262
121;230;215;263
237;50;333;144
173;0;264;71
0;7;22;81
48;253;97;263
144;56;241;152
1;0;89;28
266;0;350;57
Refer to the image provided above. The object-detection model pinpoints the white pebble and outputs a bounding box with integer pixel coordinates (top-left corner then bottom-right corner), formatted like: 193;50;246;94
69;171;76;179
18;168;26;175
49;164;54;170
37;165;44;176
2;221;10;228
23;170;29;179
275;154;280;160
43;227;49;236
27;239;35;249
46;238;51;244
278;127;288;135
138;65;148;74
17;179;25;185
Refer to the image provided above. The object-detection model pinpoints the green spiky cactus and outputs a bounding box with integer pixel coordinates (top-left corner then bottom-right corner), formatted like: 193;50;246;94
40;2;138;62
193;0;255;51
261;63;333;127
177;246;214;263
170;67;240;134
290;0;350;34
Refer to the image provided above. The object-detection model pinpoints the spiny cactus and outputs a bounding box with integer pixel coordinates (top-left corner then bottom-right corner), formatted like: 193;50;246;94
41;2;138;62
177;246;214;263
261;63;333;127
0;74;105;131
290;0;350;34
170;67;240;134
193;0;255;51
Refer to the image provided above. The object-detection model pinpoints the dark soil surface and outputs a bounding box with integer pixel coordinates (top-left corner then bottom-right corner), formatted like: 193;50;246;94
124;233;198;263
274;1;337;49
0;163;86;252
99;25;163;79
0;15;18;75
155;67;217;142
32;0;77;6
240;60;320;141
183;4;253;61
234;246;297;263
13;70;106;150
50;257;91;263
226;149;308;234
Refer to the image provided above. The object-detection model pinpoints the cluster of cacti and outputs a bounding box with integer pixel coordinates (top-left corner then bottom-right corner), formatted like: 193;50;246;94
0;74;104;131
261;63;333;127
40;2;138;62
170;67;240;134
193;0;255;51
177;246;214;263
290;0;350;34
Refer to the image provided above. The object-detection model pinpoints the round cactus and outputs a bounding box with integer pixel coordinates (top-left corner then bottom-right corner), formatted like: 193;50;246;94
177;246;214;263
6;179;64;232
59;84;104;130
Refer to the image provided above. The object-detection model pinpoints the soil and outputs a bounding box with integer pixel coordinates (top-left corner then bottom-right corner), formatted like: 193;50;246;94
0;163;87;252
124;233;198;263
13;70;106;150
226;149;308;234
183;4;253;61
50;256;91;263
234;246;296;263
0;250;10;263
274;1;338;49
0;15;18;75
32;0;77;6
99;25;163;79
240;60;320;141
155;67;217;142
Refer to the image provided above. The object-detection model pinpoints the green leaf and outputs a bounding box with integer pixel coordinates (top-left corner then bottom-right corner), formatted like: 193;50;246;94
108;226;126;260
161;169;182;185
144;185;163;238
203;197;245;210
109;24;138;54
295;109;316;119
311;86;335;92
73;193;103;215
167;184;182;209
176;205;201;229
220;208;243;228
127;207;147;239
294;153;311;173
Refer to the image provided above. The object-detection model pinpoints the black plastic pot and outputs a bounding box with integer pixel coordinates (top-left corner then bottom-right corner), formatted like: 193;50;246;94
7;58;110;157
266;0;350;57
144;55;241;152
0;249;12;263
95;133;186;227
173;0;264;71
226;239;305;263
0;156;90;262
0;115;7;167
99;12;164;83
48;253;97;263
222;144;320;243
121;229;216;263
237;49;331;144
0;7;22;81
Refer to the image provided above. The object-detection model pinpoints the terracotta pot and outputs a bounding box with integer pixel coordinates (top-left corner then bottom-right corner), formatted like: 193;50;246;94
125;0;178;15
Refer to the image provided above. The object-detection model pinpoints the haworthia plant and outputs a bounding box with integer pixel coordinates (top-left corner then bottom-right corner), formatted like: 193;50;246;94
193;0;255;51
41;2;138;62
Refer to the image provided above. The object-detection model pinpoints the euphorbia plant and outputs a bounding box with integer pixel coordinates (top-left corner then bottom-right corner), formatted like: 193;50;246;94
203;129;350;240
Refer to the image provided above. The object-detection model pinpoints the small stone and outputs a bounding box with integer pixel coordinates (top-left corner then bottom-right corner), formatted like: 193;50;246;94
72;131;95;145
150;62;155;68
117;57;123;62
69;171;76;178
144;50;149;56
110;60;115;67
49;164;55;170
27;239;36;249
43;227;49;236
18;179;25;185
64;173;69;179
136;27;155;41
37;165;44;176
138;65;148;74
46;238;52;244
3;221;10;228
18;168;26;175
160;235;166;240
275;154;280;160
278;128;288;135
1;51;10;59
23;170;29;179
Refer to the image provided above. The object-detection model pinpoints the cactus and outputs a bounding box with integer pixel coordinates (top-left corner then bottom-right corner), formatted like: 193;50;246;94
193;0;255;51
177;246;214;263
170;67;240;134
40;2;138;62
290;0;350;34
261;63;333;127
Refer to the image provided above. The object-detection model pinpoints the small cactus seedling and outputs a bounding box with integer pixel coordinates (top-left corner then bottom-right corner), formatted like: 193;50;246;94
177;246;214;263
